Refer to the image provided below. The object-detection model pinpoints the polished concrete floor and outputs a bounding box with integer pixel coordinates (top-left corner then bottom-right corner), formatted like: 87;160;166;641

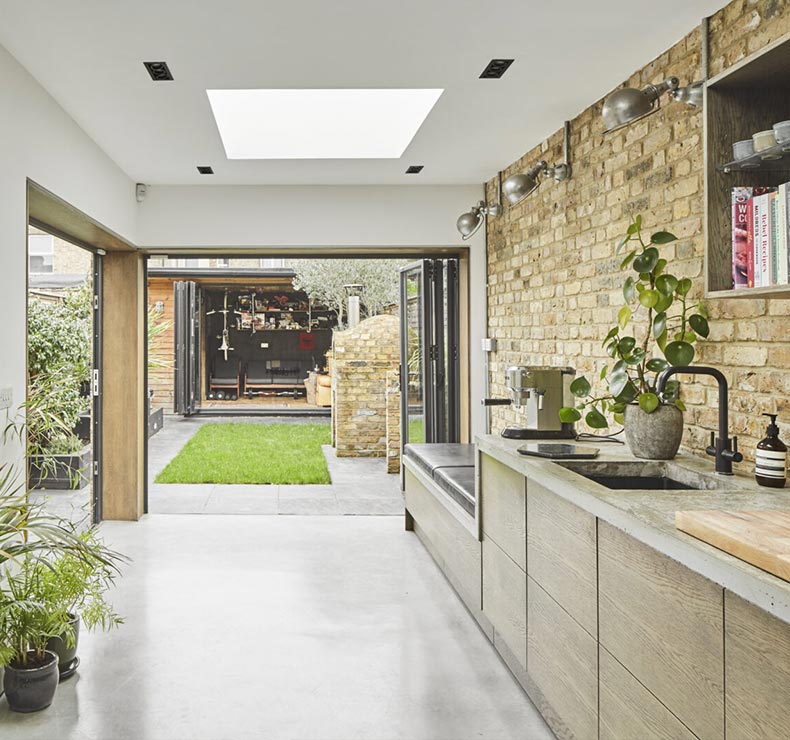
0;515;553;740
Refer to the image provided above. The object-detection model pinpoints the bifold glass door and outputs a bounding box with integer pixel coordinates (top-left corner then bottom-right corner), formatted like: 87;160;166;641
399;259;460;446
173;281;201;416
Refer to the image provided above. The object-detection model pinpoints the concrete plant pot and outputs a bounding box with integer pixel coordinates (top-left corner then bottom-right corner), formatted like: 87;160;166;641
624;403;683;460
28;445;91;490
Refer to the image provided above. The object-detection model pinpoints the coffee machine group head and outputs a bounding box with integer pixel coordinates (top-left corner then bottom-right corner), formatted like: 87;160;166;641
484;366;576;440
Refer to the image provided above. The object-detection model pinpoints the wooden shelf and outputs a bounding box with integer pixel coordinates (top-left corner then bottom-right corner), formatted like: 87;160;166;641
706;284;790;299
704;28;790;298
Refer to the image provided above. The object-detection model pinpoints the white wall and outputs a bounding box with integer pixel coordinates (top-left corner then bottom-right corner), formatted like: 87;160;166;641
0;35;489;453
0;43;137;464
137;184;489;438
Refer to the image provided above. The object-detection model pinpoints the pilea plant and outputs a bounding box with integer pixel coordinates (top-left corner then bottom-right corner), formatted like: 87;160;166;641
559;215;710;429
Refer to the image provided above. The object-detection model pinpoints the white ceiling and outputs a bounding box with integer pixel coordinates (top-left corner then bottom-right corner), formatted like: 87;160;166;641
0;0;724;186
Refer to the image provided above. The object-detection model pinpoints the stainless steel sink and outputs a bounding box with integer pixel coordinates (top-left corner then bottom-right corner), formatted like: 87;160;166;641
554;460;742;491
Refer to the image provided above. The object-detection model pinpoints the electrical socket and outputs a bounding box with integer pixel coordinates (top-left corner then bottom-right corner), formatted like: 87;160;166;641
0;386;13;411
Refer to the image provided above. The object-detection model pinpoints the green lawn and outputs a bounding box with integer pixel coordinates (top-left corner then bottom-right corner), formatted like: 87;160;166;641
408;417;425;444
156;423;332;485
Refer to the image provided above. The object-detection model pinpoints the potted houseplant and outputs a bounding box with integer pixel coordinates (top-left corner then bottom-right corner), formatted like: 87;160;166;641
39;529;124;678
0;557;72;712
559;215;710;459
1;418;126;700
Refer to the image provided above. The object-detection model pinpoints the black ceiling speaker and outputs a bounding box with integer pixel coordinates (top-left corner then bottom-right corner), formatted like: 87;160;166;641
479;59;514;79
143;61;174;81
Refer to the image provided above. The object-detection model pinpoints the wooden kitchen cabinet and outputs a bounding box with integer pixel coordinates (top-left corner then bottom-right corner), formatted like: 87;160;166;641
482;535;526;671
526;481;597;637
599;646;697;740
528;576;597;740
598;521;724;740
725;591;790;739
480;453;526;569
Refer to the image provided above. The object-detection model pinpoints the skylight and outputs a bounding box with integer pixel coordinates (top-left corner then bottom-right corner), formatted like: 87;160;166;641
206;89;443;160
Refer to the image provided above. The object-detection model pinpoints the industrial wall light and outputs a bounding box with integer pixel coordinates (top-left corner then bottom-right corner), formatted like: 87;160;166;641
602;77;703;132
456;172;503;240
502;121;572;206
456;201;500;240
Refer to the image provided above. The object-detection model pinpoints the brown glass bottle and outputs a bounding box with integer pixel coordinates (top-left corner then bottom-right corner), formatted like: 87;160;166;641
755;414;787;488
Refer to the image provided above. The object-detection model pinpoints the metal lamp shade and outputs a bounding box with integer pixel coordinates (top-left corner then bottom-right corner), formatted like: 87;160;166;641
602;87;657;132
456;209;483;240
502;172;540;205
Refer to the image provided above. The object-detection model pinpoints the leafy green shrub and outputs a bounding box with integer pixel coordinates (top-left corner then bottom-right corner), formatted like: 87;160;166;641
27;285;92;456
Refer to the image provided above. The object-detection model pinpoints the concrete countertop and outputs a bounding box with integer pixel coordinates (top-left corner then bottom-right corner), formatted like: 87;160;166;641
476;433;790;624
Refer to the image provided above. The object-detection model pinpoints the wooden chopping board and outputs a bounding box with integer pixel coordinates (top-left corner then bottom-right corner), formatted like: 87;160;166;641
675;509;790;582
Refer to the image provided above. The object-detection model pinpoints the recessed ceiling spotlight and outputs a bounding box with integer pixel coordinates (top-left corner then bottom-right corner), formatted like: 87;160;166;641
197;166;214;175
479;59;514;79
143;61;174;81
406;165;424;174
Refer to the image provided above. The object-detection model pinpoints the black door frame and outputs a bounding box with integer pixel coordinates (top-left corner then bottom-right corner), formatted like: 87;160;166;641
91;251;104;524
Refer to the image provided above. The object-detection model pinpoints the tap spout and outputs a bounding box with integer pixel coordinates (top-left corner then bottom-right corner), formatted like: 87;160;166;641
656;365;741;475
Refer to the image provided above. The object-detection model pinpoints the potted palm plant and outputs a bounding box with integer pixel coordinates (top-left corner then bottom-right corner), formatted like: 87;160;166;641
560;215;710;459
40;529;124;678
0;558;72;712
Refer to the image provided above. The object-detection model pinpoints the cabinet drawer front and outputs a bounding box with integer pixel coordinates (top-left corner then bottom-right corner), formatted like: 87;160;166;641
528;577;597;740
480;453;526;570
598;521;724;740
600;647;697;740
483;536;527;670
405;469;482;611
527;481;597;636
725;591;790;740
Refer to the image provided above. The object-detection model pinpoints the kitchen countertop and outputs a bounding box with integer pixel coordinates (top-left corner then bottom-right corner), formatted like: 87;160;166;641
476;433;790;624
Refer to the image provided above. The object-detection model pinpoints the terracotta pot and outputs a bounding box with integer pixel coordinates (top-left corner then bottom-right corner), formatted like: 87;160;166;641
624;404;683;460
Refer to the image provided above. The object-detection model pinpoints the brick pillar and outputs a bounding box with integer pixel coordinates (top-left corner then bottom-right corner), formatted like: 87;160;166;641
385;369;401;474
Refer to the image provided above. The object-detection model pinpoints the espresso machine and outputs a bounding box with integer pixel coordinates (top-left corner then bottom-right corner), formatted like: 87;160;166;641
483;366;577;439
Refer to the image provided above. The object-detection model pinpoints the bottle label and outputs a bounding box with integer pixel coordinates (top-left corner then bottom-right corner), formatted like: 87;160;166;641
756;449;787;479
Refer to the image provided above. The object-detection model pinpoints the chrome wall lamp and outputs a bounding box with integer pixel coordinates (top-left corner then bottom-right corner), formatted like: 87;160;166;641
456;174;502;240
501;121;572;206
601;77;703;132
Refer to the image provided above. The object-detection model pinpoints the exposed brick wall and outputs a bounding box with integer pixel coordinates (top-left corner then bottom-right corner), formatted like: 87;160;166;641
485;0;790;464
385;369;401;474
332;314;400;458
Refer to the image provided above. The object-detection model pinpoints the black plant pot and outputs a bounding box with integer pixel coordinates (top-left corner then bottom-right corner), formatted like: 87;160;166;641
3;650;60;713
46;613;80;679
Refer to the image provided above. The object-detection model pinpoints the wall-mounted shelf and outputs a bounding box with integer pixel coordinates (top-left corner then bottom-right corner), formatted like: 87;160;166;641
719;142;790;173
704;28;790;298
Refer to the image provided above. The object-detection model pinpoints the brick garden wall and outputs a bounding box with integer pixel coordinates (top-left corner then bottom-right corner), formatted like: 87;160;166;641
485;0;790;464
332;314;400;458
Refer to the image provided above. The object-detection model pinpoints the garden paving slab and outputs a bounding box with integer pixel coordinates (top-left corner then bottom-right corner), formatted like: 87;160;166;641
278;496;342;516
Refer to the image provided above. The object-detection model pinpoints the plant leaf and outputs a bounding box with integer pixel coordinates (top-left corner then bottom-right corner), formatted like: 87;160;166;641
674;399;687;412
620;250;637;270
638;392;660;413
688;313;710;338
570;376;591;397
651;231;678;244
653;312;667;339
632;247;659;274
559;407;582;423
638;289;659;309
626;348;646;365
608;371;630;398
654;292;673;313
615;236;630;254
655;274;678;296
654;258;667;276
677;277;692;296
602;326;619;346
646;358;669;373
623;276;636;303
618;336;636;355
618;305;631;330
586;408;609;429
615;380;639;405
664;340;695;366
600;365;608;380
656;329;668;352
